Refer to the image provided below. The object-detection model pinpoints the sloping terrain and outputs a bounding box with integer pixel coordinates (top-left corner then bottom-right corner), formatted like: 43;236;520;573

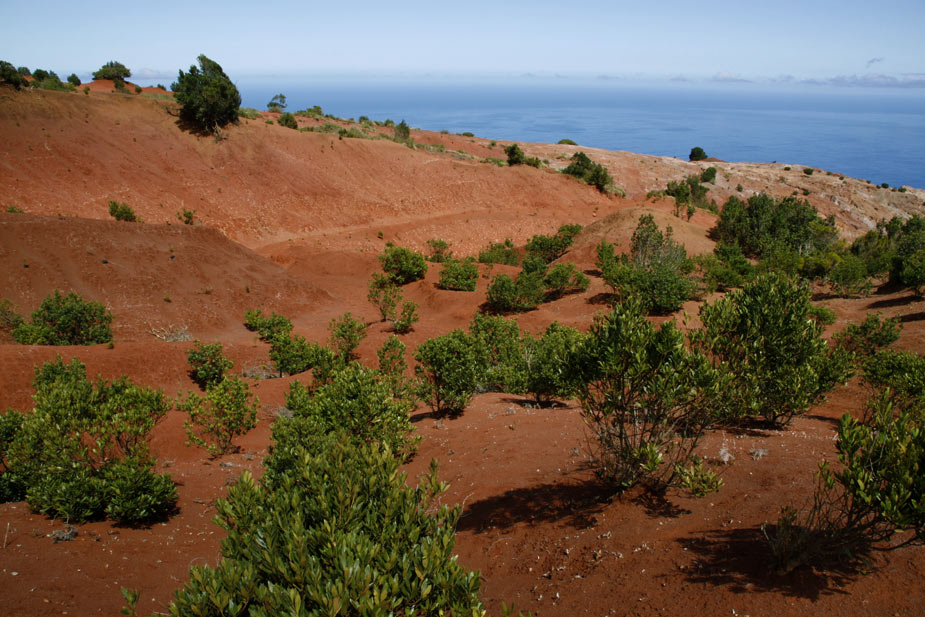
0;85;924;617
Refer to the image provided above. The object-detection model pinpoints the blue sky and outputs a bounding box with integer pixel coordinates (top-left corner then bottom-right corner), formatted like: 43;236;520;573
3;0;924;87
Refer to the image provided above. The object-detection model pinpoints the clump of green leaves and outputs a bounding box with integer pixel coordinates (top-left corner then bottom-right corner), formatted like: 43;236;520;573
328;312;368;363
414;330;481;416
438;258;479;291
426;238;453;262
485;270;545;313
525;224;582;263
243;309;293;341
562;152;614;193
478;238;520;266
505;143;542;168
521;323;584;406
392;300;419;334
179;376;258;457
544;262;589;298
12;290;113;346
277;112;297;129
378;245;428;285
186;340;233;389
176;208;195;225
108;200;137;222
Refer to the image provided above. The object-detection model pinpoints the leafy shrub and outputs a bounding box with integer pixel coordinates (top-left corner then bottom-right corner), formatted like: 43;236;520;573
557;138;577;145
692;272;849;426
328;312;368;363
66;73;80;87
765;390;924;573
163;430;483;616
0;299;24;335
277;112;297;129
176;208;195;224
521;323;584;405
829;254;872;297
172;54;241;134
179;376;259;456
505;143;541;168
392;300;419;334
803;167;814;175
468;313;526;393
563;152;613;193
237;107;259;119
689;147;708;161
485;271;545;313
438;258;479;291
478;238;520;266
426;238;452;262
414;330;480;416
378;245;427;285
269;333;337;382
1;358;175;523
367;273;401;321
12;290;112;345
0;61;28;89
571;300;723;492
393;119;411;141
700;166;718;183
186;340;233;389
266;93;286;112
901;249;925;295
108;200;137;222
543;262;589;297
243;309;293;341
285;363;415;452
832;313;901;361
93;61;130;81
377;335;410;397
525;224;582;263
863;350;925;399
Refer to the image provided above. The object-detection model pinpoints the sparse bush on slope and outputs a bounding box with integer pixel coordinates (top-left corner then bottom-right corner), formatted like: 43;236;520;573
172;54;241;134
12;290;112;346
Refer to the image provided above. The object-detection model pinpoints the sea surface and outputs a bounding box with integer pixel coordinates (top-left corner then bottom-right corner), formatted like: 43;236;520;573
233;79;925;190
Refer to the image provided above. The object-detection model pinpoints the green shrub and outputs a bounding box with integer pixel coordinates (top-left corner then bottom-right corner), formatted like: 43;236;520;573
377;335;410;397
525;224;582;263
367;273;401;321
544;262;589;297
179;376;258;456
438;258;478;291
393;119;411;141
285;363;415;452
66;73;80;87
829;254;872;297
557;138;577;145
414;330;480;416
689;147;708;161
186;340;233;389
833;313;901;361
163;430;483;616
237;107;259;120
803;167;814;175
378;245;427;285
392;300;419;334
426;238;453;262
700;166;718;183
0;299;24;336
468;313;526;393
521;323;584;405
266;93;287;112
692;272;849;426
176;208;195;225
486;271;545;313
93;61;130;81
562;152;614;193
572;300;723;492
505;143;526;165
243;309;293;341
277;112;297;129
461;131;474;137
478;238;520;266
0;61;28;89
901;249;925;295
12;290;112;345
172;54;241;134
108;200;137;222
2;358;175;523
269;333;337;381
863;350;925;399
328;312;368;363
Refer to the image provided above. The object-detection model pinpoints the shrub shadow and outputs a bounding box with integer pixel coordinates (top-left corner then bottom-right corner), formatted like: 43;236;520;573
586;292;615;306
867;294;920;310
678;528;855;601
456;478;611;533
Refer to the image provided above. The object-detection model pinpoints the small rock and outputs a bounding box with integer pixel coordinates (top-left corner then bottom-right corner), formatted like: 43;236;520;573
50;524;78;543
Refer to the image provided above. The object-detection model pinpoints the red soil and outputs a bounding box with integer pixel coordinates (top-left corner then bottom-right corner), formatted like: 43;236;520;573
1;86;924;617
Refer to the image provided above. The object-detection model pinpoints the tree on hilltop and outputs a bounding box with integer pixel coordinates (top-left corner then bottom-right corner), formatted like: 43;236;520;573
267;93;287;112
92;61;131;81
689;146;708;161
172;54;241;135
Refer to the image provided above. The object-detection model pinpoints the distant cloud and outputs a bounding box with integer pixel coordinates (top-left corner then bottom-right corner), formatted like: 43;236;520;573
596;74;618;81
813;73;925;88
866;57;885;69
712;72;752;83
133;67;175;80
669;75;689;82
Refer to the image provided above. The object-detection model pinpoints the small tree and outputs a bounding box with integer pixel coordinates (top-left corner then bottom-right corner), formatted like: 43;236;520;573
393;119;411;141
438;258;478;291
368;273;401;321
521;323;584;406
378;245;427;285
180;376;258;457
392;301;419;334
505;143;527;166
92;61;131;82
266;93;287;112
172;54;241;134
12;290;112;346
414;330;480;416
277;112;297;129
328;312;367;363
186;341;233;389
66;73;80;87
689;146;708;161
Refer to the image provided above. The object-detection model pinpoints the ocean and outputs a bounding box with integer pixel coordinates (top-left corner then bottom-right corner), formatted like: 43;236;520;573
232;79;925;190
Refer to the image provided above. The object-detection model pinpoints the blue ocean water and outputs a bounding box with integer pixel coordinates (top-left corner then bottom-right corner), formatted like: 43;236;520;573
236;79;925;189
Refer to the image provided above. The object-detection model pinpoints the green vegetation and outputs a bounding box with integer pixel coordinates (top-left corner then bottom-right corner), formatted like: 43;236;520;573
172;54;241;134
557;138;578;145
12;290;112;345
92;61;130;82
176;208;195;225
478;238;520;266
438;258;479;291
108;199;137;222
521;323;584;406
393;119;411;142
426;238;453;262
485;271;545;313
186;341;233;389
328;312;368;364
0;358;175;523
243;309;293;341
392;300;420;334
368;273;401;321
414;330;481;416
525;224;582;263
277;112;297;129
378;245;427;285
689;146;708;161
179;376;258;457
700;166;718;183
0;61;28;89
544;262;590;297
66;73;80;87
266;93;286;112
505;143;542;168
562;152;614;193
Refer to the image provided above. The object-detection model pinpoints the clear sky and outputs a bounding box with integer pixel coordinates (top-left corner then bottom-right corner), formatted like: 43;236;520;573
3;0;924;87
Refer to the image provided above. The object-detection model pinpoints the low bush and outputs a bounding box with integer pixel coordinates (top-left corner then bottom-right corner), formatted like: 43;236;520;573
689;147;708;161
828;254;872;297
438;258;479;291
557;138;577;145
485;271;545;313
521;323;584;406
543;262;589;297
700;166;718;183
367;273;401;321
0;61;28;89
468;313;526;393
563;152;614;193
379;245;427;285
12;290;112;346
525;224;582;263
377;335;411;397
269;333;337;382
832;313;901;361
179;376;259;457
176;208;195;225
328;312;368;363
1;358;175;523
863;349;925;399
414;330;481;416
108;200;137;222
392;300;419;334
277;112;297;129
243;309;293;341
505;143;541;168
426;238;453;262
478;238;520;266
393;119;411;141
186;341;233;389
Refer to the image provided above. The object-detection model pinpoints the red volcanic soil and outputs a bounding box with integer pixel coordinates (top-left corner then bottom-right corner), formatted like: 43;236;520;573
1;86;925;617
